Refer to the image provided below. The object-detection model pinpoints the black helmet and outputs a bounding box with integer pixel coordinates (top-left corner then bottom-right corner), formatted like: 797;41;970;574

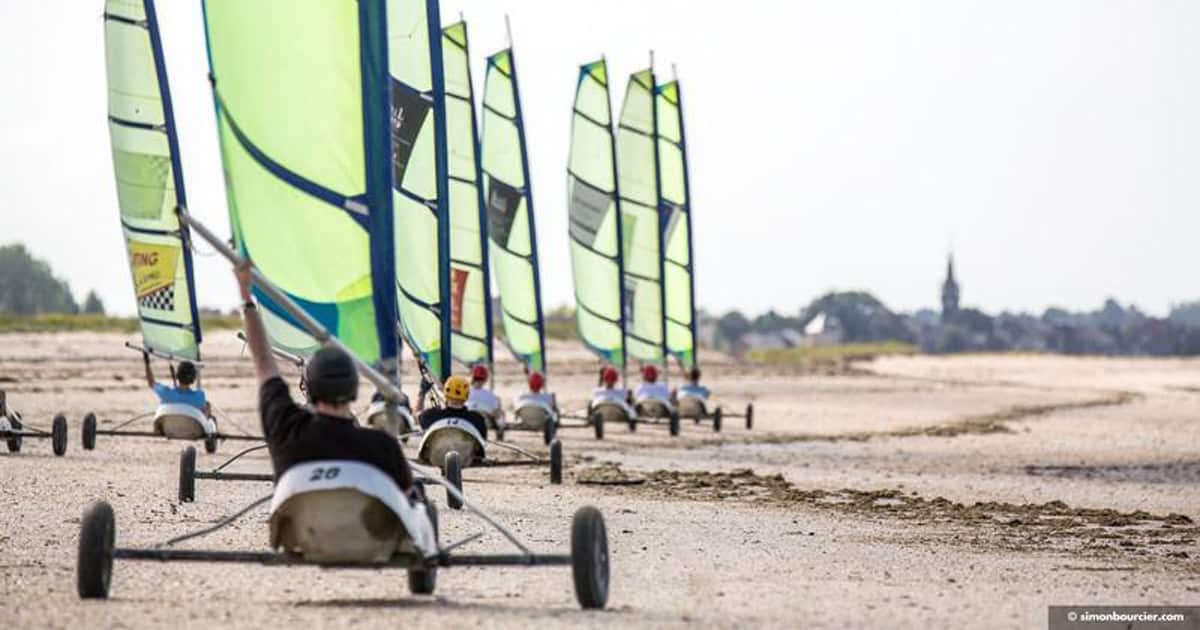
176;361;198;386
305;346;359;405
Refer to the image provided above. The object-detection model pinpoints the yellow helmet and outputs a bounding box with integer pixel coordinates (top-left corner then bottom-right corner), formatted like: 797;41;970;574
443;375;470;402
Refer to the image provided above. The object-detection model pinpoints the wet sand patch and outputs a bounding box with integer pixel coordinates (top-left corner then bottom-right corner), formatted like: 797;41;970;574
576;463;1199;567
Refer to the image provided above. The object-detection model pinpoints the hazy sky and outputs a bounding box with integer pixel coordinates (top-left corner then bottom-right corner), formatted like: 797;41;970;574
2;1;1198;318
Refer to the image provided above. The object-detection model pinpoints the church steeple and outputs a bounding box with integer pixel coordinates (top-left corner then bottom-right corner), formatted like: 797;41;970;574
941;254;960;318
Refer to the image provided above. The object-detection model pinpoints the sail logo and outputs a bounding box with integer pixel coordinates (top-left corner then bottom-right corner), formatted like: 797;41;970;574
487;179;522;247
128;242;178;299
450;268;469;331
390;81;432;188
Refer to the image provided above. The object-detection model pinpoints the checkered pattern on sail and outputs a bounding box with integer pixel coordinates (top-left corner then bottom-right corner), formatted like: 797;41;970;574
140;284;176;312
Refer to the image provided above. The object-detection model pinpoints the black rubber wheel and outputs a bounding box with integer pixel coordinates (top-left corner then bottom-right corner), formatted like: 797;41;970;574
713;407;723;433
77;501;115;599
178;446;196;503
570;506;609;610
82;413;97;451
51;414;68;456
591;412;604;440
204;434;218;454
444;451;463;511
669;411;680;437
627;414;637;433
542;416;557;446
407;499;438;595
494;423;505;443
7;415;22;453
549;439;563;485
745;403;754;430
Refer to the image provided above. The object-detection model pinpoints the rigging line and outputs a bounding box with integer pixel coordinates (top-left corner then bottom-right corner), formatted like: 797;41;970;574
161;494;273;548
209;402;254;437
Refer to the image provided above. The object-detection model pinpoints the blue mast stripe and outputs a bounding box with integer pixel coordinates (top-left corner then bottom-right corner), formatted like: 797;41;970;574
426;0;452;380
359;0;400;366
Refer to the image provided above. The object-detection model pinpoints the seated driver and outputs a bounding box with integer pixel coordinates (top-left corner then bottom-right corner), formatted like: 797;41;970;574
465;364;504;426
634;364;670;401
519;370;555;408
676;368;711;400
235;262;413;493
417;375;489;441
143;353;211;418
592;365;626;400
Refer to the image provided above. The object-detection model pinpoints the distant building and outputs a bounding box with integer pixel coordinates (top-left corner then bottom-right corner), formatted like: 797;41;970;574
941;254;960;319
799;311;844;346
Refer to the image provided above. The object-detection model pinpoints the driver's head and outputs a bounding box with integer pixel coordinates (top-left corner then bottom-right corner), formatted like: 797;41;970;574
443;375;470;408
470;364;489;387
176;361;198;387
688;368;701;384
528;370;545;393
600;365;619;388
641;364;659;384
304;346;359;406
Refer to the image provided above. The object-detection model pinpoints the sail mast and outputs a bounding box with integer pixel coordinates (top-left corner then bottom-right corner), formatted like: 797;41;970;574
426;0;453;381
508;32;548;377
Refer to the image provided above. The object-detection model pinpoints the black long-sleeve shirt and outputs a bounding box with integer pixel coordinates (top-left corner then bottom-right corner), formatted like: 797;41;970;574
259;377;413;490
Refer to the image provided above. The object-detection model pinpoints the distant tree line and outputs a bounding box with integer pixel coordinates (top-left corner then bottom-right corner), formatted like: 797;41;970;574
0;244;104;315
703;292;1200;357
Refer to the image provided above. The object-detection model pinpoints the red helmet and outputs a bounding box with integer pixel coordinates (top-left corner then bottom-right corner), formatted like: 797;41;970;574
601;365;620;387
470;364;489;383
642;364;659;383
528;370;545;393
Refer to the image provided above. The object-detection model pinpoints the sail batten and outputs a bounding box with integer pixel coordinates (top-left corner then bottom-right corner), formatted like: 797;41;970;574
483;43;547;375
105;0;202;361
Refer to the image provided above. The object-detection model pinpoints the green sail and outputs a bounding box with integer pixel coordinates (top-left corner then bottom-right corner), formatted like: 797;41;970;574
104;0;202;360
656;80;697;371
567;59;625;368
201;0;399;366
483;46;547;375
442;21;493;371
616;69;667;368
389;0;452;380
